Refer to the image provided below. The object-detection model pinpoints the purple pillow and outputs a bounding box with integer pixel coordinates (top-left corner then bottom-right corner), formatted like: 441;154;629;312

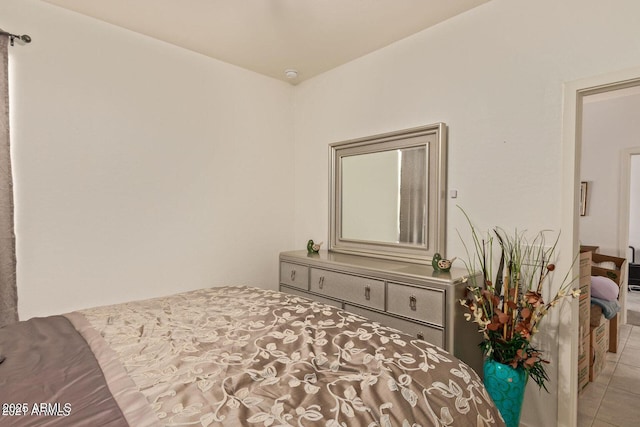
591;275;619;301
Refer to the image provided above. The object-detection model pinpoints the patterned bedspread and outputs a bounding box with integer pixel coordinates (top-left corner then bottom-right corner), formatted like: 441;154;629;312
80;286;504;426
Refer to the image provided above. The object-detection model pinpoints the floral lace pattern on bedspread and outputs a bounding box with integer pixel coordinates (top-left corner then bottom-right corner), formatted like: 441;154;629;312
80;286;503;427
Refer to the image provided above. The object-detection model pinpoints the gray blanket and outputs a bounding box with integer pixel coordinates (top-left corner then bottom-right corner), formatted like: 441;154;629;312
0;316;129;426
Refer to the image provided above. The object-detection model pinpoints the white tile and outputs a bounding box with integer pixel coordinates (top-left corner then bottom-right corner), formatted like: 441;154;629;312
578;381;607;417
595;387;640;426
584;325;640;425
618;348;640;368
606;348;622;363
591;419;619;427
619;323;632;337
594;360;617;386
624;328;640;350
577;411;594;427
626;291;640;312
608;363;640;395
618;323;632;349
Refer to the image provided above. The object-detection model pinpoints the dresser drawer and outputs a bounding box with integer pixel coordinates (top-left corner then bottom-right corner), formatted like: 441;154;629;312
387;282;444;327
280;285;343;309
280;262;309;289
345;304;444;347
310;268;385;310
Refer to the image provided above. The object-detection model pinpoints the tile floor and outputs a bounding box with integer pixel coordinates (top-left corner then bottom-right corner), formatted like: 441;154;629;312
626;289;640;312
578;290;640;427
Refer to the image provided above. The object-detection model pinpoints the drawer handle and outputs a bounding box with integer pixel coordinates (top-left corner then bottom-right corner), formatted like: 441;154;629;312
417;332;425;340
409;295;417;311
290;270;296;281
364;285;371;300
319;276;325;289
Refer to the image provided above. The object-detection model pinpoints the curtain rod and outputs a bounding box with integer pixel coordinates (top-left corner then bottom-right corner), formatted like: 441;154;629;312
0;30;32;46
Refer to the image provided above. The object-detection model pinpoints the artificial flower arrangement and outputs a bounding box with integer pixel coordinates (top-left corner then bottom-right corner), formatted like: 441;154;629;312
457;209;580;390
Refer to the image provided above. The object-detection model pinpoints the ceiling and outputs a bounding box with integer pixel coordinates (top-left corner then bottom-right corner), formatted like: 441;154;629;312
43;0;491;84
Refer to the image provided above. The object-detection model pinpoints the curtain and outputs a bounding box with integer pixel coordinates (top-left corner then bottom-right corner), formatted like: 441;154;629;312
0;35;18;327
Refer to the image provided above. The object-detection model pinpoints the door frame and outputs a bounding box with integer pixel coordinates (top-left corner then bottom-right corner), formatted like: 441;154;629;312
560;67;640;427
618;148;640;325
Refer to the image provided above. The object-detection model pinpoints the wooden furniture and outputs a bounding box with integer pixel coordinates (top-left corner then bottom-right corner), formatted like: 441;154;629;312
279;250;483;374
580;245;599;254
581;246;625;353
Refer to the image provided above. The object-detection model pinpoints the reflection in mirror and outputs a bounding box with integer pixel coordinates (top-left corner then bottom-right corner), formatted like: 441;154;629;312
329;123;446;263
341;146;427;245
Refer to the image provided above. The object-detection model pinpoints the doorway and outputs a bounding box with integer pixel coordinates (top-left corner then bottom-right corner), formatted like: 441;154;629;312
562;68;640;427
580;87;640;327
626;153;640;324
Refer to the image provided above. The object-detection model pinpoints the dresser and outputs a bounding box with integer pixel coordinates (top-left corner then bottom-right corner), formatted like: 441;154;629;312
279;250;483;374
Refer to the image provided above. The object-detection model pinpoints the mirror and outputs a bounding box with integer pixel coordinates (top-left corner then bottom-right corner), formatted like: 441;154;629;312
329;123;447;263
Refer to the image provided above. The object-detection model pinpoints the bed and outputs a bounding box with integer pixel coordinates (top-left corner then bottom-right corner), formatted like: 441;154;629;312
1;286;504;426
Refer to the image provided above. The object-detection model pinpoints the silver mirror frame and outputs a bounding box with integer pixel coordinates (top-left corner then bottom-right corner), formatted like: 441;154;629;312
329;123;447;264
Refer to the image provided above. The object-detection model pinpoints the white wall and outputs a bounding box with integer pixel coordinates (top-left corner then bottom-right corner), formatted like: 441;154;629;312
292;0;640;425
2;0;295;320
580;92;640;256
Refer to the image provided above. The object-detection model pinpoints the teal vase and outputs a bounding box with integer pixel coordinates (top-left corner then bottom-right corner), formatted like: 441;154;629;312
483;358;528;427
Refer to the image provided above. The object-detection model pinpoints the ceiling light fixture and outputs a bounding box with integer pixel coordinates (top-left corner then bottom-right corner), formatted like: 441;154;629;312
284;69;298;80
